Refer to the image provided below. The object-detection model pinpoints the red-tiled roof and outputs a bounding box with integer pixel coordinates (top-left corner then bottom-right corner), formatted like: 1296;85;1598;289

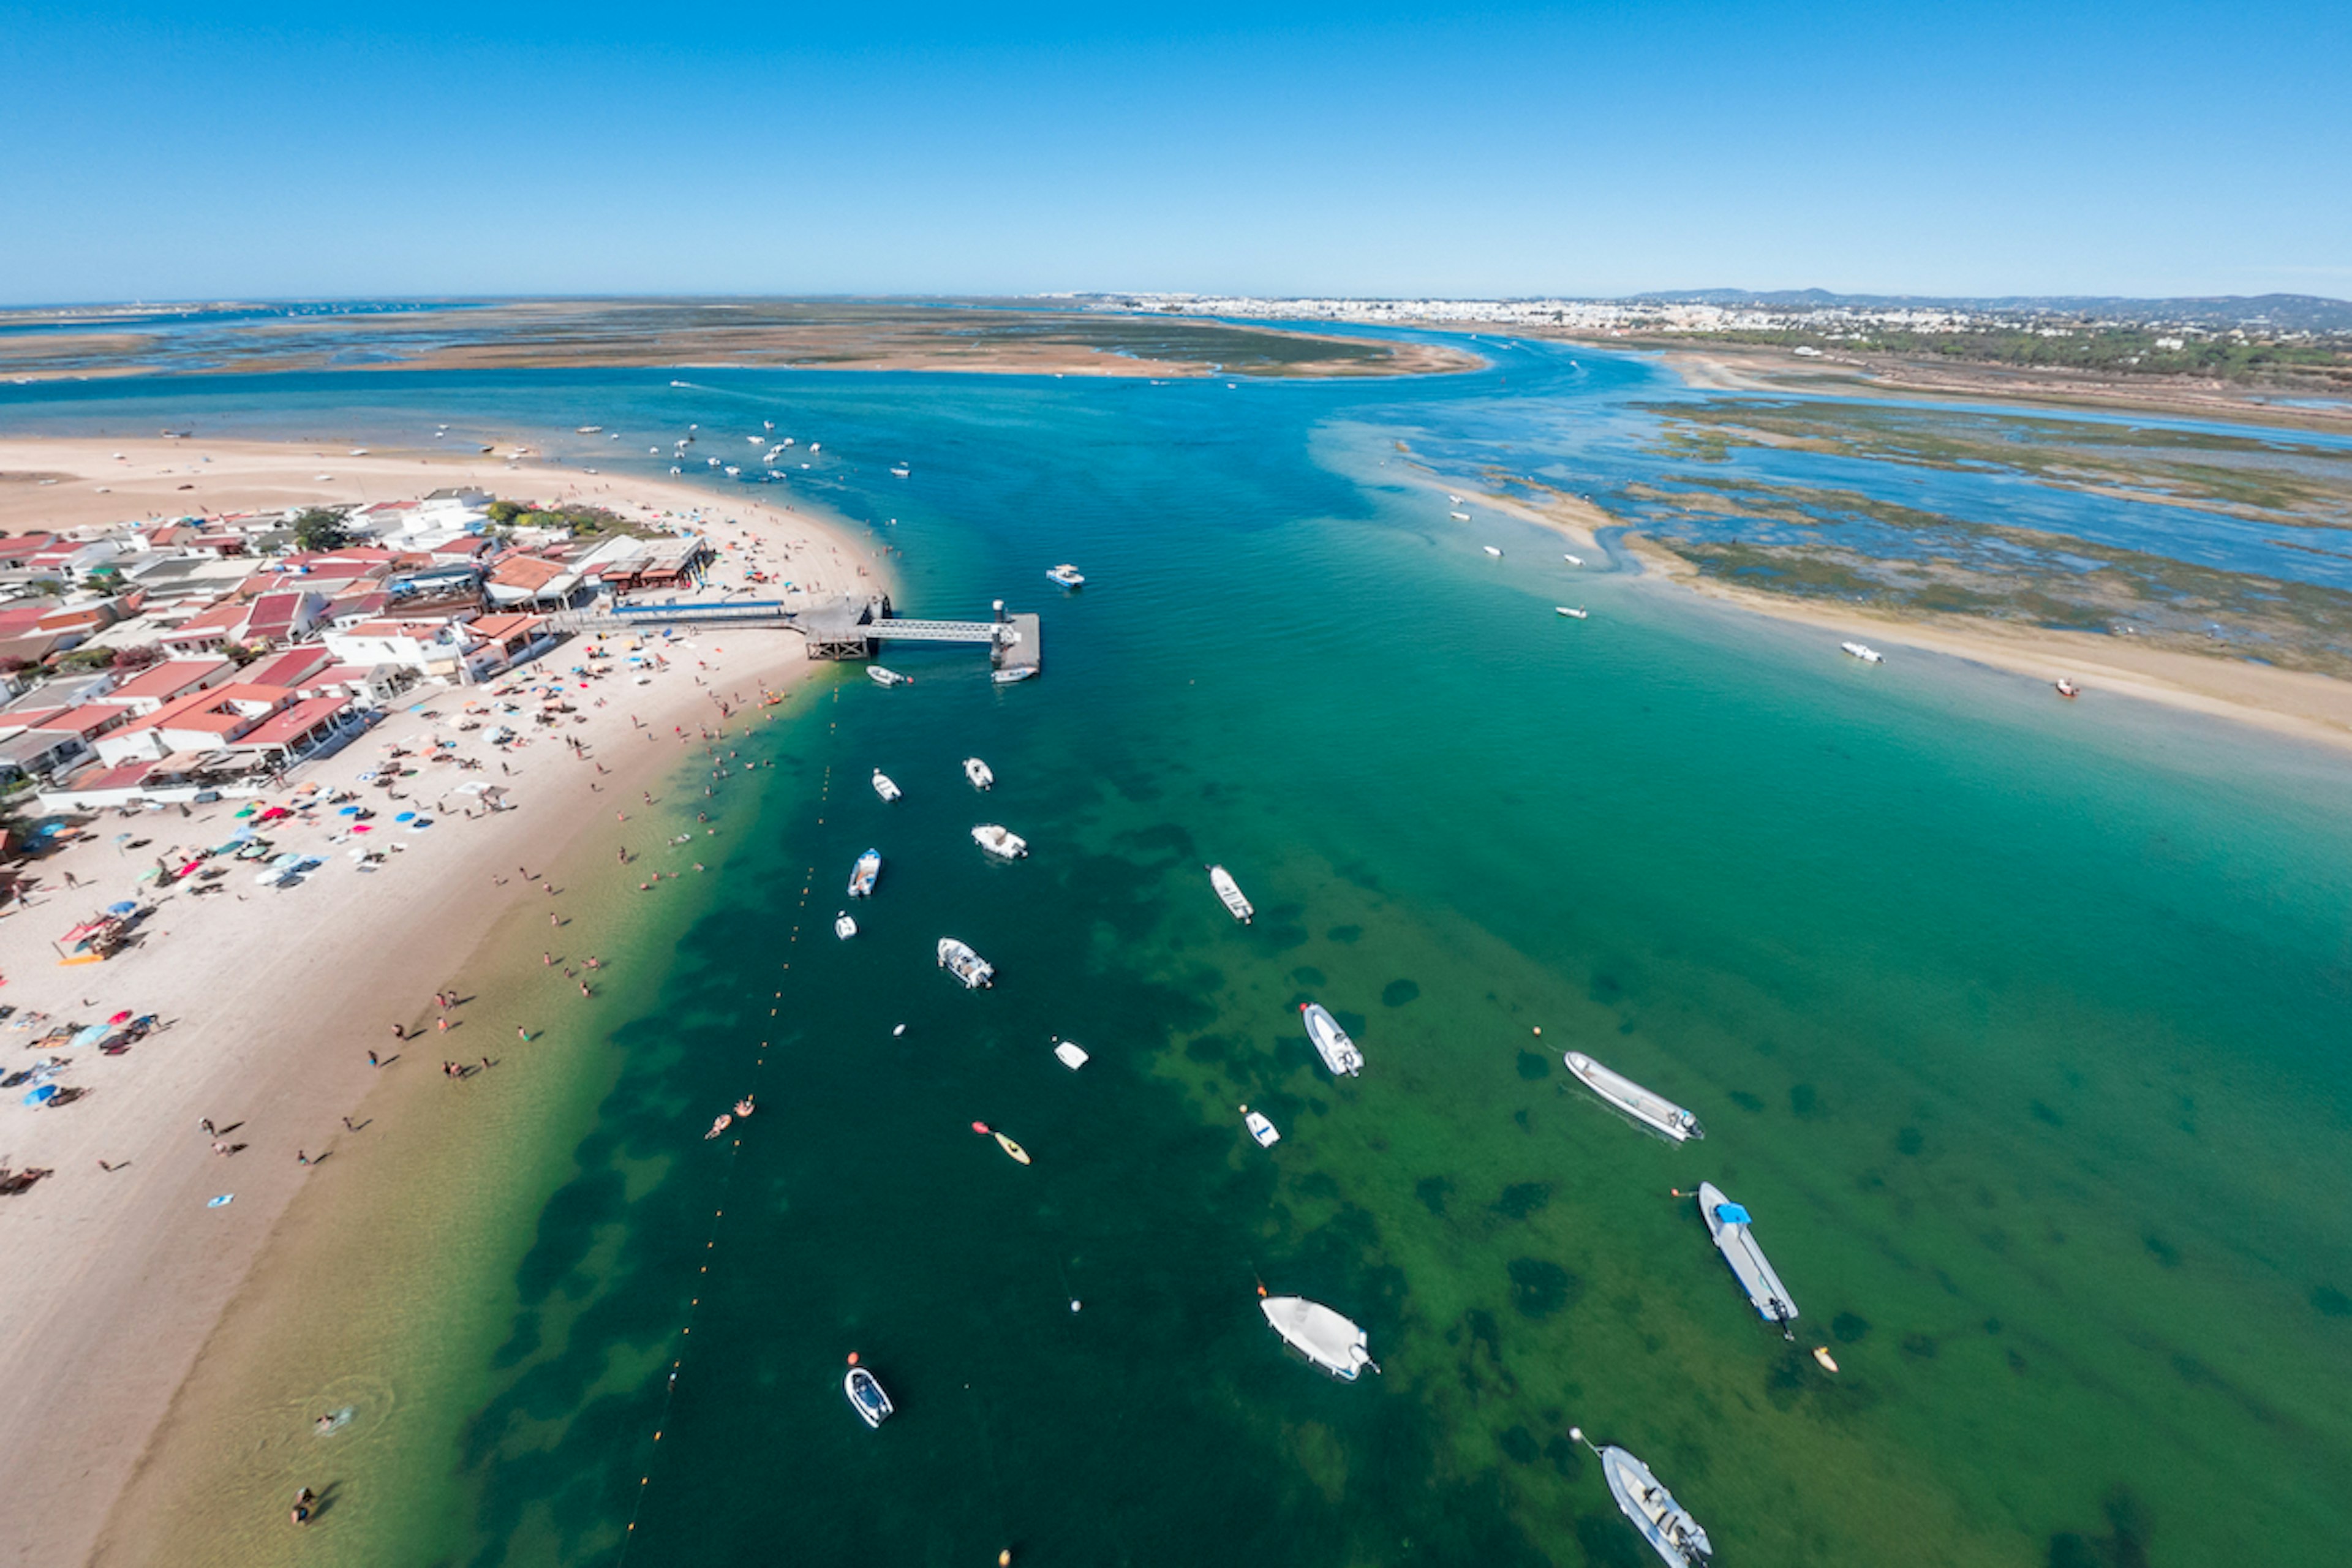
95;657;235;703
28;703;130;738
235;696;353;748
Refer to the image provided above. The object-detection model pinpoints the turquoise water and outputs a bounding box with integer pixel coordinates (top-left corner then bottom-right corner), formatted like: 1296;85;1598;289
12;345;2352;1566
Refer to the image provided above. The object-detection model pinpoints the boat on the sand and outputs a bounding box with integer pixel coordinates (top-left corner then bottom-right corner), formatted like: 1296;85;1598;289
1697;1181;1798;1333
938;938;994;989
1300;1002;1364;1077
1564;1051;1703;1141
1260;1295;1378;1380
1208;864;1253;922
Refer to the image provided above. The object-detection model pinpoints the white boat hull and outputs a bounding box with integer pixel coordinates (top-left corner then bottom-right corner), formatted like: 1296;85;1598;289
963;757;993;790
1208;865;1253;922
1698;1181;1797;1327
938;938;995;989
871;771;902;801
1300;1003;1364;1077
1261;1295;1376;1379
972;824;1028;859
1600;1444;1713;1568
1565;1052;1702;1141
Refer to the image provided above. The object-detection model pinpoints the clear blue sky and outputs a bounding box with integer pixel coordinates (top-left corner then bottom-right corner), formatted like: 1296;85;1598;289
1;0;2345;304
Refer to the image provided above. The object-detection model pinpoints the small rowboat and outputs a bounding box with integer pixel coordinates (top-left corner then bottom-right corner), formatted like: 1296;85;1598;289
1242;1106;1280;1147
845;1363;894;1427
1053;1038;1089;1069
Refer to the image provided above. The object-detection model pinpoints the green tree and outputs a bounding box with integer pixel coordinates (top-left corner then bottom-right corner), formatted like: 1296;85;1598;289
292;507;353;552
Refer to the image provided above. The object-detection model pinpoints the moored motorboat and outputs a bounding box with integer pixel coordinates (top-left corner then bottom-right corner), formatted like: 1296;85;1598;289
1482;545;1503;557
1300;1003;1364;1077
1563;551;1585;565
1571;1428;1713;1568
971;824;1028;859
834;910;857;940
1556;606;1589;619
938;937;995;989
1564;1051;1703;1141
2056;677;2080;698
845;1363;894;1428
1449;510;1472;521
963;756;994;790
1207;864;1253;922
1839;641;1883;664
869;666;912;686
871;769;903;801
992;665;1037;684
1259;1295;1379;1380
891;464;911;478
1242;1105;1280;1147
1052;1037;1089;1069
1046;564;1085;589
848;848;881;898
1697;1181;1798;1333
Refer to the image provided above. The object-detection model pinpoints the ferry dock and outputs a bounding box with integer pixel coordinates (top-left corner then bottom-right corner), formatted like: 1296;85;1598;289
546;594;1041;677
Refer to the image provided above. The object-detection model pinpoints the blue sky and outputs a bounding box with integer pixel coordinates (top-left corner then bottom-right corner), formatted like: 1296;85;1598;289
1;1;2345;304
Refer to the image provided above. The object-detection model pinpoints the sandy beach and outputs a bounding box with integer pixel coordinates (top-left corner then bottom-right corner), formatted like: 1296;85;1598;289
0;437;884;1566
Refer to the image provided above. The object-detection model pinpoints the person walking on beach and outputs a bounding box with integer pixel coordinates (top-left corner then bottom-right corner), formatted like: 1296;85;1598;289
200;1117;216;1136
368;1049;380;1067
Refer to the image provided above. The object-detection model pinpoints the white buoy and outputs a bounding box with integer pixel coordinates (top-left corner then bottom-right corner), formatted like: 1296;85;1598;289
1069;1300;1082;1313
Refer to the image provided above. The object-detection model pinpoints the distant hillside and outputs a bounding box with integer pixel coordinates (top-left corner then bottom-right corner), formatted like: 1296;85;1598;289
1627;290;2352;333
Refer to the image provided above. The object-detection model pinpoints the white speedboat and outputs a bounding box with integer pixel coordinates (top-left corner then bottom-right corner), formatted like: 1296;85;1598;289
1482;545;1503;557
992;665;1036;684
869;666;912;687
963;756;993;790
1573;1428;1713;1568
891;464;911;478
1449;509;1472;521
871;769;902;801
834;911;857;940
971;824;1028;860
1046;564;1085;589
1556;606;1589;619
844;1365;894;1428
1300;1003;1364;1077
1053;1038;1089;1069
1565;1052;1703;1141
1563;552;1585;565
848;848;881;898
1208;864;1253;923
1697;1182;1798;1332
1840;641;1883;664
1243;1106;1281;1147
1260;1295;1378;1381
2056;678;2080;698
938;937;994;989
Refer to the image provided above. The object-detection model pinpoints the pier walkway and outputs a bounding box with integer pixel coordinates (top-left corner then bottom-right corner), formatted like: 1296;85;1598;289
545;594;1040;674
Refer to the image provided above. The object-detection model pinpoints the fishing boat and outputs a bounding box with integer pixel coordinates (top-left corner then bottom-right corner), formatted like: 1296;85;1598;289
834;911;857;940
1572;1428;1713;1568
1207;864;1253;922
1053;1038;1089;1069
2056;678;2080;698
963;756;994;790
1046;564;1085;589
938;938;994;989
992;665;1037;684
869;666;911;687
1563;552;1585;565
974;1121;1030;1164
891;464;911;478
1259;1295;1379;1381
848;848;881;898
871;770;902;801
704;1114;732;1140
1556;606;1589;619
1697;1182;1798;1332
1564;1052;1703;1141
669;379;691;388
844;1365;894;1428
1839;641;1883;664
971;824;1028;859
1482;545;1504;557
1299;1003;1364;1077
1243;1106;1281;1147
1449;510;1472;521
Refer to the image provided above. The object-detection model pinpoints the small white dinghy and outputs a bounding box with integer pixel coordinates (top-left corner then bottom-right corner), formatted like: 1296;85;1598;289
1260;1295;1379;1381
844;1363;894;1428
1556;606;1589;619
1564;1052;1703;1142
1242;1105;1280;1147
871;770;902;801
1482;545;1504;557
1563;552;1585;565
869;666;912;687
1573;1427;1713;1568
963;756;994;791
1300;1003;1365;1077
1207;864;1253;923
1052;1038;1089;1070
972;824;1028;860
1840;640;1883;664
834;911;857;940
1449;509;1472;521
1698;1181;1798;1335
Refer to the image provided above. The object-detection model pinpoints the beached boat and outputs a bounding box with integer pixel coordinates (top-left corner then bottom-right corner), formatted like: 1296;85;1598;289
1447;492;1463;503
963;756;994;790
2056;678;2080;698
1046;564;1085;589
938;938;995;989
869;667;911;687
1207;864;1253;923
834;911;857;940
1840;641;1883;664
1243;1106;1281;1147
1557;606;1589;619
972;824;1028;860
871;770;902;801
1564;1051;1703;1141
1260;1295;1379;1381
848;848;881;898
1300;1003;1364;1077
1572;1428;1713;1568
1483;545;1504;557
845;1365;894;1428
1697;1181;1798;1332
1053;1038;1089;1069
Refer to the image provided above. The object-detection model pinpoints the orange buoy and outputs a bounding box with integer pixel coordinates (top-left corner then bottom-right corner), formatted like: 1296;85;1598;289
846;1351;860;1366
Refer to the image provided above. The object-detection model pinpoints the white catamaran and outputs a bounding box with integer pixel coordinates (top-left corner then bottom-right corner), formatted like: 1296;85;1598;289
1564;1052;1703;1142
1299;1003;1364;1077
1260;1295;1379;1381
1698;1181;1798;1334
1207;864;1253;923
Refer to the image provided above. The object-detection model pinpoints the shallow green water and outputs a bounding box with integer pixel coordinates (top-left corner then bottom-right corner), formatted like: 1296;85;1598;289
13;346;2352;1566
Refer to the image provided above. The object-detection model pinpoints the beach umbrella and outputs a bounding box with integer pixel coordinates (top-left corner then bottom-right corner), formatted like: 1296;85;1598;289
338;805;360;815
352;824;374;834
233;805;256;818
108;1010;133;1025
105;900;137;916
72;1023;112;1048
394;811;415;823
22;1085;56;1107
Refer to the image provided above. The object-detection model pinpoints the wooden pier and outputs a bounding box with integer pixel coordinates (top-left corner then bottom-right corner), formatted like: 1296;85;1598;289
546;594;1041;675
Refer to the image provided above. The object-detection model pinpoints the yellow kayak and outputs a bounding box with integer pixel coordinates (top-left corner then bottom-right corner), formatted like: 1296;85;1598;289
994;1132;1031;1166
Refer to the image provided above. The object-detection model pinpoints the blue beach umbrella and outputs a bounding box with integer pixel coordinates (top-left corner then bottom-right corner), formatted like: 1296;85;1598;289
394;811;416;823
71;1023;111;1048
337;806;360;816
22;1085;57;1106
206;1194;233;1208
105;900;137;916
